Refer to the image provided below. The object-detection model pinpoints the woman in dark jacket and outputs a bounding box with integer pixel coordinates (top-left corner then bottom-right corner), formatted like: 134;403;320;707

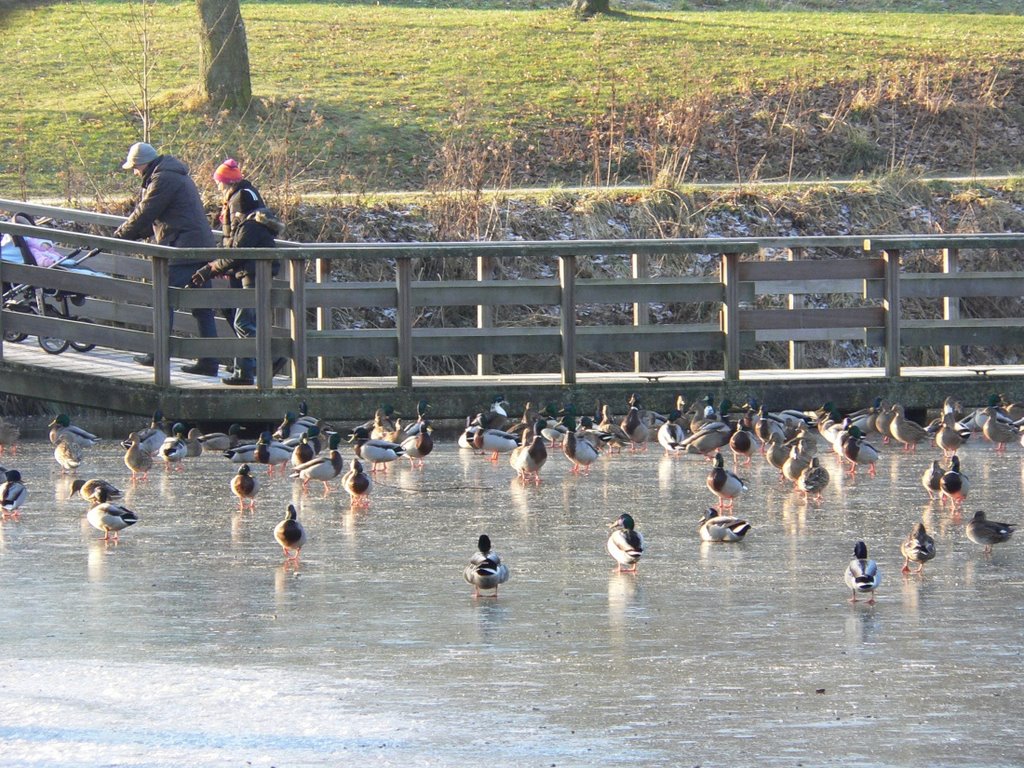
190;159;281;385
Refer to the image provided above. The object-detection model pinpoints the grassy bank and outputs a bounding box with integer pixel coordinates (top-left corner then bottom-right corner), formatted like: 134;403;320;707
1;1;1022;201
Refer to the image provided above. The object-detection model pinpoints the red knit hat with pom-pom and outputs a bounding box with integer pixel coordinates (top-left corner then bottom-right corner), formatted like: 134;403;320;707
213;158;243;184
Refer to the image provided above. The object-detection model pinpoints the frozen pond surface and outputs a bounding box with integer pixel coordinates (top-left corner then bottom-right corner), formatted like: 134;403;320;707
1;432;1022;767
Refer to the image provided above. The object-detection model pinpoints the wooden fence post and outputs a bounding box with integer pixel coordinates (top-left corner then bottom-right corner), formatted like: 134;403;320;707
289;256;307;388
787;247;806;370
254;259;273;390
559;254;577;385
883;248;901;377
477;254;496;376
153;256;171;387
721;250;740;380
315;257;330;379
632;251;650;373
943;247;961;367
396;256;413;387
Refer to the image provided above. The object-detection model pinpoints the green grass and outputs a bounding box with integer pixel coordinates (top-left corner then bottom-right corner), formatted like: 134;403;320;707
1;1;1022;198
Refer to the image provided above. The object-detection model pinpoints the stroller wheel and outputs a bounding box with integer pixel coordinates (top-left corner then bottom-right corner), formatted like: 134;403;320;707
2;303;31;343
70;318;96;352
39;335;70;354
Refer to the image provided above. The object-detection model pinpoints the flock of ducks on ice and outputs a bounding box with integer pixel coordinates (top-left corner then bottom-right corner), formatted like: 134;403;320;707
0;392;1018;600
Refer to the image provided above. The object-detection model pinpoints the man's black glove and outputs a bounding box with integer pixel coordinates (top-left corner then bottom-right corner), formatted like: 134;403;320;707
190;265;214;287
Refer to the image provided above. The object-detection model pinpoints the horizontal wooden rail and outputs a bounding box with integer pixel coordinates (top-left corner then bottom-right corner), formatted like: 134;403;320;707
2;197;1024;390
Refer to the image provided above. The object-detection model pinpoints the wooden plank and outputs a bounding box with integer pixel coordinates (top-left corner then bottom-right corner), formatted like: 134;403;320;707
306;282;397;308
738;307;886;331
755;327;869;343
577;277;723;304
738;258;885;282
750;278;877;296
902;318;1024;347
900;272;1024;299
0;263;153;302
865;234;1024;251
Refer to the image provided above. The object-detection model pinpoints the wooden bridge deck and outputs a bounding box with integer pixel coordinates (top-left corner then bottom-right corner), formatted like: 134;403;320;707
4;338;1022;425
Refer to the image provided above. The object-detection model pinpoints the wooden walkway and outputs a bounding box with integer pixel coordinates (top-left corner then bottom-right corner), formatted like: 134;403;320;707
4;338;1022;424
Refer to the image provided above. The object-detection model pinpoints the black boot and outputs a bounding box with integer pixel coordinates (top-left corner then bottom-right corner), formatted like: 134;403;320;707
181;359;219;377
134;353;154;366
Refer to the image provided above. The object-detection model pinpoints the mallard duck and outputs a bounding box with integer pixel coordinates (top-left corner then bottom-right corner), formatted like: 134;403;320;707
782;441;813;484
290;447;345;492
471;426;521;462
463;534;510;598
934;412;969;457
540;408;571;447
889;404;929;452
607;513;644;573
872;400;895;443
288;433;318;469
198;423;244;452
707;451;748;508
274;504;307;563
981;406;1020;452
729;414;756;465
68;478;122;505
900;522;936;574
342;458;373;507
752;404;786;447
589;404;626;453
921;460;943;500
656;410;686;455
844;541;881;604
48;414;100;448
184;428;204;458
0;469;27;519
53;438;84;474
510;421;548;485
840;426;879;477
797;456;830;501
0;417;20;456
473;396;510;432
965;510;1015;554
231;464;260;510
620;401;649;451
401;422;434;468
763;433;790;476
348;426;404;472
123;432;153;481
458;416;481;450
681;419;732;458
403;399;432;436
86;487;138;542
939;454;969;507
159;423;188;469
563;423;600;474
272;411;306;442
133;411;167;456
577;415;614;454
698;506;751;542
254;431;294;476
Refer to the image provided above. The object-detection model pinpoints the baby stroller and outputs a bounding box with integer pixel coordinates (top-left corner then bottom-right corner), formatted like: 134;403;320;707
1;212;103;354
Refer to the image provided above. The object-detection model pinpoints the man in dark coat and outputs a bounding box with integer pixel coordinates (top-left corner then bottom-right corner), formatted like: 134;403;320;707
114;142;219;376
190;158;283;385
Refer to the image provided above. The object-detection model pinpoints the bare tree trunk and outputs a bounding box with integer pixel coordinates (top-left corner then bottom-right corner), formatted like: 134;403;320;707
196;0;252;111
571;0;611;15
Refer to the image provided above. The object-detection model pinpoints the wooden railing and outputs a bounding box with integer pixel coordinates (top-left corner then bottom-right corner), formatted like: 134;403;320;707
2;198;1023;389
